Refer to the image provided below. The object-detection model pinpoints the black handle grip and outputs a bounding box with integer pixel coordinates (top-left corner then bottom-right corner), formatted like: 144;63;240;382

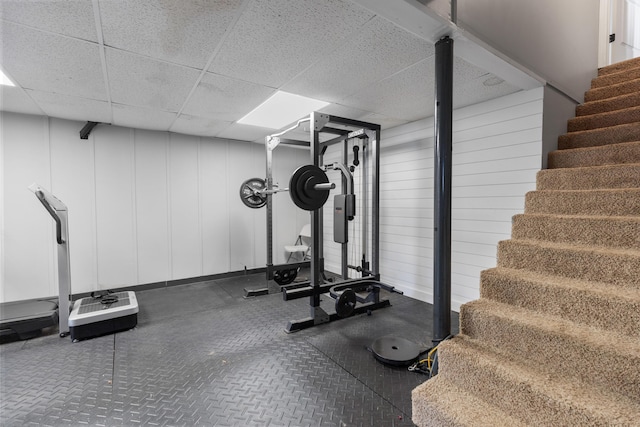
352;145;360;167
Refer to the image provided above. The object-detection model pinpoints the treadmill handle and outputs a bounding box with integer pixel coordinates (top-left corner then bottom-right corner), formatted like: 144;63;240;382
35;190;65;244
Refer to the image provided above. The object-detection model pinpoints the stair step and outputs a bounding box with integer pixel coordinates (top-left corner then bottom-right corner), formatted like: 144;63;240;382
461;299;640;401
536;163;640;190
585;77;640;102
591;66;640;89
567;105;640;132
511;213;640;250
412;376;530;427
525;188;640;216
598;56;640;76
480;267;640;338
576;91;640;116
548;140;640;168
434;336;640;426
497;239;640;288
558;122;640;149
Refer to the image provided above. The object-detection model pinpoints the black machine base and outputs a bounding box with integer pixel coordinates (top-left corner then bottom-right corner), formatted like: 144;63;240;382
285;299;391;333
69;313;137;342
370;336;420;366
0;299;59;340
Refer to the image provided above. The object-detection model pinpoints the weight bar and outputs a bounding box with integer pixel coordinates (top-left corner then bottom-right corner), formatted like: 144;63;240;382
240;164;335;211
239;178;289;208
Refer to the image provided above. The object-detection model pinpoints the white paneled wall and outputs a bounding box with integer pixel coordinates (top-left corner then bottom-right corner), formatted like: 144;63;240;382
322;88;543;311
1;87;543;306
0;112;307;302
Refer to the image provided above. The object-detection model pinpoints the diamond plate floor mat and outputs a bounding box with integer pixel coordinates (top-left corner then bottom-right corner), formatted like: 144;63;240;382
0;273;458;426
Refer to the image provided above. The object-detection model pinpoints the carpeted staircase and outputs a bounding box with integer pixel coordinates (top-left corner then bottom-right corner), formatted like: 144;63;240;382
412;57;640;426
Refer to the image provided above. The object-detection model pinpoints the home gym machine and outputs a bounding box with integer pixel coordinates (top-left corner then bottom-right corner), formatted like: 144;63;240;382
0;184;139;341
240;112;401;332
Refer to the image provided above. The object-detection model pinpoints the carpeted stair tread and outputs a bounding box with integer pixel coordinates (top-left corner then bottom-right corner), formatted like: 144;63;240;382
460;298;640;400
577;90;640;116
480;267;640;338
597;56;640;76
525;188;640;216
433;336;640;426
497;239;640;288
585;77;640;102
536;163;640;190
567;105;640;132
591;65;640;88
511;213;640;250
558;122;640;149
411;376;530;427
548;140;640;168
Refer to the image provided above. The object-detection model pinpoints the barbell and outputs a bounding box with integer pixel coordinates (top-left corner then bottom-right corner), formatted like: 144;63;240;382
239;165;335;211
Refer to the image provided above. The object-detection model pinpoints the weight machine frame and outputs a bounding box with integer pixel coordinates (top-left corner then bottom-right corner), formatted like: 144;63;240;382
271;112;397;332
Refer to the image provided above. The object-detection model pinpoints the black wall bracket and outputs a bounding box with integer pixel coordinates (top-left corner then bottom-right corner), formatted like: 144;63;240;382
79;121;99;140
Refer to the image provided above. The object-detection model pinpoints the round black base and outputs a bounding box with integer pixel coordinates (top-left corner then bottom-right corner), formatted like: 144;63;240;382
371;336;420;366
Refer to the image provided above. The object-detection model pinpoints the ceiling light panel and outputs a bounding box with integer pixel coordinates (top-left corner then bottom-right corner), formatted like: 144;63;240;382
237;91;329;129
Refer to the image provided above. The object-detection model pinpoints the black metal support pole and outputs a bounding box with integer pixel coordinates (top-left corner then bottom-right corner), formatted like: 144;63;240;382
433;36;453;346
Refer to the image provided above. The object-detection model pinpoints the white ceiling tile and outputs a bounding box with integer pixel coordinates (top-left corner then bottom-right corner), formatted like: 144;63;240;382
26;89;111;123
99;0;244;69
0;86;44;115
208;0;375;87
453;77;520;110
1;21;106;100
215;122;275;142
106;48;200;112
359;113;409;130
112;103;176;132
0;0;98;42
319;103;371;120
170;113;232;137
342;57;436;121
181;72;275;122
281;16;435;102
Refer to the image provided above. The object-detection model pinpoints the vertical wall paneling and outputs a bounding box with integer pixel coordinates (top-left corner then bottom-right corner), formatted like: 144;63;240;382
1;113;52;301
2;86;543;305
251;143;266;267
271;145;307;265
50;118;98;294
323;88;544;310
169;133;202;279
94;125;137;288
134;129;170;284
227;142;256;271
200;137;230;275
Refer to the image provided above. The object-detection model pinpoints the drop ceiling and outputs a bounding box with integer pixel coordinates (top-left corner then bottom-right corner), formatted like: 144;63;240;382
0;0;539;142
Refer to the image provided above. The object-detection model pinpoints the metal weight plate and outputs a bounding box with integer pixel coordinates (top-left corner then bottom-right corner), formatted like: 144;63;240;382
289;165;330;211
335;288;356;318
273;268;297;286
239;178;267;208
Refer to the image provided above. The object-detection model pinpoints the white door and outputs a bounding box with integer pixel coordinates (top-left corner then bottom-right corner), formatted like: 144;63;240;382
602;0;640;65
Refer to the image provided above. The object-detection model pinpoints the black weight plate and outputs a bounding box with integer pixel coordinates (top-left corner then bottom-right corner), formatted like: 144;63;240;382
239;178;267;209
273;268;297;286
289;165;330;211
335;288;356;318
370;336;420;366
